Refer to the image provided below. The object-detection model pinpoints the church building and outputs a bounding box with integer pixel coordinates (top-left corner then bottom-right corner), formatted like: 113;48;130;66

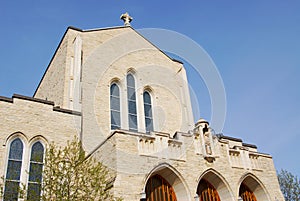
0;14;284;201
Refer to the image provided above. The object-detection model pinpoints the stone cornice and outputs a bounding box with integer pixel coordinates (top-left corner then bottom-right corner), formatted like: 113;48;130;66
0;94;81;116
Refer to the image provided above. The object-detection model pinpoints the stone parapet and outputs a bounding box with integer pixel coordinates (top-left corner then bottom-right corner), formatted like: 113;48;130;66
90;129;283;200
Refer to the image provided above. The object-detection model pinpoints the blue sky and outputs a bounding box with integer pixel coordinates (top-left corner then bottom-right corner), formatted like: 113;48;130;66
0;1;299;176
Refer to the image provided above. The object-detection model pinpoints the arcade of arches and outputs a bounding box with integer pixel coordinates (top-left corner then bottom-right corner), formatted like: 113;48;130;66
145;173;260;201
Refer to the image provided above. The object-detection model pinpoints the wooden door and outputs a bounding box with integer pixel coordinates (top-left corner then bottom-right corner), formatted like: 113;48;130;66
146;174;177;201
239;183;257;201
197;179;221;201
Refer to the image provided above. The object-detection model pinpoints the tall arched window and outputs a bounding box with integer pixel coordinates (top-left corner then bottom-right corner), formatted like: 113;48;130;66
127;74;138;131
110;83;121;130
27;142;44;201
143;91;153;133
4;138;24;201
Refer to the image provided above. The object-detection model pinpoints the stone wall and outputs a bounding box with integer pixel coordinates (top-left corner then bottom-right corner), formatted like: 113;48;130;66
79;27;194;153
0;94;81;183
92;130;284;201
34;30;69;107
31;26;195;154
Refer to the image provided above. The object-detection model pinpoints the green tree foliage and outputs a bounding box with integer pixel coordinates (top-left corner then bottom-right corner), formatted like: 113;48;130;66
1;137;121;201
41;137;121;201
278;169;300;201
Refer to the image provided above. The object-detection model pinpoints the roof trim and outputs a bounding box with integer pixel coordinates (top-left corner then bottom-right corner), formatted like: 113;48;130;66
13;94;54;105
0;96;13;103
172;58;184;64
53;106;81;116
0;94;81;116
132;28;184;65
67;25;132;33
81;25;130;32
242;143;257;149
218;135;243;142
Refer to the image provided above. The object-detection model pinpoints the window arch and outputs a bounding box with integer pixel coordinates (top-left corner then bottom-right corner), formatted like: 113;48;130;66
143;91;153;133
27;141;44;201
4;138;24;201
127;73;138;131
110;83;121;130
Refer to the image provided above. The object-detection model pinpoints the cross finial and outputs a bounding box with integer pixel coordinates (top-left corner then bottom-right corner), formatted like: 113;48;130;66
120;12;133;26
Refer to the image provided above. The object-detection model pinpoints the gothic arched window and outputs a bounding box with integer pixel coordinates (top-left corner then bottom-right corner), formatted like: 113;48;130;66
4;138;24;201
27;141;44;201
143;91;153;133
127;74;138;131
110;83;121;130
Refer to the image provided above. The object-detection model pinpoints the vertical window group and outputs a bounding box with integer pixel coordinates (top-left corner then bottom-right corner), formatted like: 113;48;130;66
110;72;154;134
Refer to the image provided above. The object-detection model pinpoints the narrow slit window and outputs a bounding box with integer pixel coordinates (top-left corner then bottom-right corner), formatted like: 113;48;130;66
27;142;44;201
143;91;153;133
4;138;23;201
110;83;121;130
127;74;138;132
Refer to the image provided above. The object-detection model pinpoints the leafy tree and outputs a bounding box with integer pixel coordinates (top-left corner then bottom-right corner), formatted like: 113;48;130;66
41;137;121;201
278;169;300;201
1;137;121;201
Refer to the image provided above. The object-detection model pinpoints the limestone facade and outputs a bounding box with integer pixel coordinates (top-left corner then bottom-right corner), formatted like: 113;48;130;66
0;94;80;197
0;26;284;200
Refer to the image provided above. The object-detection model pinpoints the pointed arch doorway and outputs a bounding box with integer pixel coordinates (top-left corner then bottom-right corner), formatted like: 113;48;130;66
238;174;270;201
197;179;221;201
145;174;177;201
239;183;257;201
